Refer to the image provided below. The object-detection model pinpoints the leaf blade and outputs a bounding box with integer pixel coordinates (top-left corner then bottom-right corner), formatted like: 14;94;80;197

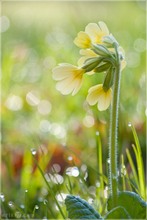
65;195;102;219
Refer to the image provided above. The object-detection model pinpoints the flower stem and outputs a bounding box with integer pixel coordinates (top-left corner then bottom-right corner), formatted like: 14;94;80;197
109;44;121;207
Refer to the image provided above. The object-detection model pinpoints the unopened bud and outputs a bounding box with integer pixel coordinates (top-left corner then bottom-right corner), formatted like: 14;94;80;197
92;44;111;56
103;66;114;91
94;62;111;73
82;57;103;72
103;34;119;47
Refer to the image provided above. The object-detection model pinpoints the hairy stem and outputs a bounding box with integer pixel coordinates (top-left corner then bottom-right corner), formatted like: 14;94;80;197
109;44;121;207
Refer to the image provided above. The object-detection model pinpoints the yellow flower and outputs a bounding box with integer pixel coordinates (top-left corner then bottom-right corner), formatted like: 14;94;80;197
86;84;112;111
85;21;109;45
74;31;91;49
74;21;109;49
52;63;85;96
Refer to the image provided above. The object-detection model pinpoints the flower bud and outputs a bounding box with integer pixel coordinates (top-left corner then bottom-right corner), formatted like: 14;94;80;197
82;57;103;72
94;62;111;73
103;66;114;91
92;44;112;56
103;34;119;47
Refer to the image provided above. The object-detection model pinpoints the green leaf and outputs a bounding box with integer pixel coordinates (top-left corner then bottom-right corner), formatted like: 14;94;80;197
107;191;147;219
65;195;102;219
131;124;146;199
104;206;131;219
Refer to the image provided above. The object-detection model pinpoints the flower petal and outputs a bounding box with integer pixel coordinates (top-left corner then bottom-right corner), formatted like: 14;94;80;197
97;89;112;111
77;56;87;67
52;64;76;80
72;78;83;96
79;49;97;57
78;49;98;67
88;84;103;93
56;76;75;94
86;84;103;105
53;64;84;96
74;31;91;48
85;23;101;41
98;21;109;35
87;84;112;111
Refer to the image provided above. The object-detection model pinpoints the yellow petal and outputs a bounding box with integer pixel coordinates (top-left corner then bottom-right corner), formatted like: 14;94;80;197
78;49;98;67
53;64;84;96
77;56;87;67
56;76;75;94
74;31;91;49
88;84;103;93
86;84;103;105
98;21;109;35
85;23;101;42
52;64;77;80
87;84;112;111
97;89;112;111
72;78;83;96
79;49;97;57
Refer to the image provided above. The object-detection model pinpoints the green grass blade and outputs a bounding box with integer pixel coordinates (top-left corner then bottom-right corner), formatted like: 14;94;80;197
121;155;126;191
131;124;146;199
132;144;146;199
126;148;139;189
32;154;66;219
96;131;104;194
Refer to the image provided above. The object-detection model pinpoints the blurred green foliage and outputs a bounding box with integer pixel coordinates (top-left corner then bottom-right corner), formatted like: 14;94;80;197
1;1;146;219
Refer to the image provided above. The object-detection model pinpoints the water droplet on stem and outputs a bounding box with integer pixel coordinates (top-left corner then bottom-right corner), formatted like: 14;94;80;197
128;122;132;127
35;205;39;210
31;148;37;155
96;131;99;136
8;201;14;208
0;193;5;202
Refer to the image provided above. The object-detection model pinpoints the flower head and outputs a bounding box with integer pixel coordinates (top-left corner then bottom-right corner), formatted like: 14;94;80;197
52;63;85;96
74;21;109;49
86;84;112;111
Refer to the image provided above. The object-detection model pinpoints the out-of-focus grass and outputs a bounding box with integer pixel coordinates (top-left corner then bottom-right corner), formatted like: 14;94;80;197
1;1;146;219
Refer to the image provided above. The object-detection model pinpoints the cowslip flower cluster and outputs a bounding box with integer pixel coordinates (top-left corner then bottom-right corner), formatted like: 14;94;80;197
52;21;126;111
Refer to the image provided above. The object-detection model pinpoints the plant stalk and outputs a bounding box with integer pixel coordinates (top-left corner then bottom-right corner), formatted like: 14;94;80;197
109;44;121;207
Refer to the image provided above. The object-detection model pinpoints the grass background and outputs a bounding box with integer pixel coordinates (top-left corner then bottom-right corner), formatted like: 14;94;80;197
1;1;146;219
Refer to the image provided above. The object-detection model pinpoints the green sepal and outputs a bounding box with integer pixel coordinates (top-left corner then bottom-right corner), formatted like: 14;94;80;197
92;44;112;57
82;57;103;72
104;206;131;219
103;66;114;91
94;62;112;73
107;191;147;219
103;34;119;48
65;195;103;219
